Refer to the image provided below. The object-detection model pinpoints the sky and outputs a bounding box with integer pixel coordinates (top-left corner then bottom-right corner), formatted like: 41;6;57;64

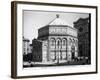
23;10;89;43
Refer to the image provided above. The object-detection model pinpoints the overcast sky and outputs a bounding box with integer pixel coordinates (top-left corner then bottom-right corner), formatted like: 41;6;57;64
23;10;89;43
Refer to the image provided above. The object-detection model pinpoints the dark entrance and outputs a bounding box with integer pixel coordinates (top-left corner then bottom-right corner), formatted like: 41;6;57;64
71;45;75;59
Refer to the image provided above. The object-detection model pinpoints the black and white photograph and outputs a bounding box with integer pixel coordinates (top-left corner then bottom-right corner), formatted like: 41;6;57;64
11;1;97;78
23;11;91;68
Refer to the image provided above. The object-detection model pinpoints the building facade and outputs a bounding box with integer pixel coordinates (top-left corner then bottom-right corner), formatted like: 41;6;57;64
23;37;30;55
74;16;91;63
35;15;78;63
32;39;42;62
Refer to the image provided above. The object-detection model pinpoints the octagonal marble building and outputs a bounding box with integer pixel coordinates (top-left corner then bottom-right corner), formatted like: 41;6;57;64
37;14;78;63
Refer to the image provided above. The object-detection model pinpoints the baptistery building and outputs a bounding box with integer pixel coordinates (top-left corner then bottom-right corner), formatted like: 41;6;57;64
32;14;78;64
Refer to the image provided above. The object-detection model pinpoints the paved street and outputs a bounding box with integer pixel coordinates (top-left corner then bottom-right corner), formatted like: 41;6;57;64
23;59;90;68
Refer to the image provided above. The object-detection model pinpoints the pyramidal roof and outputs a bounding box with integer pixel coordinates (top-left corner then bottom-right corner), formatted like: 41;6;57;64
47;14;70;26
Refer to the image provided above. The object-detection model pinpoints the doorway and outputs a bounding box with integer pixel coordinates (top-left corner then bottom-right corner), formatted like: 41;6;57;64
71;45;75;59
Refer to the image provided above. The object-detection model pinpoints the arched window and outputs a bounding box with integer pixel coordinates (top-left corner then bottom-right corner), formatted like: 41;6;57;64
75;40;78;46
57;40;60;46
69;38;72;45
62;38;67;46
73;39;75;43
44;45;47;50
56;39;61;48
50;38;55;46
71;45;75;51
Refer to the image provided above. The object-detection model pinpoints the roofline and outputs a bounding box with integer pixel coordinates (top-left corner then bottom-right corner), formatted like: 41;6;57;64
38;24;77;31
74;17;89;24
32;39;43;42
49;25;77;31
38;34;77;39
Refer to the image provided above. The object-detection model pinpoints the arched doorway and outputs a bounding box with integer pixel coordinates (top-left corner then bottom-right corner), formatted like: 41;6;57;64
71;45;75;60
62;38;67;60
56;38;61;63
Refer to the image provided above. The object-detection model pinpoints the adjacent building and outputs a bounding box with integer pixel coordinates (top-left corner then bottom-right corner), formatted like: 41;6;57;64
74;15;91;63
32;39;42;62
23;37;30;55
23;37;33;62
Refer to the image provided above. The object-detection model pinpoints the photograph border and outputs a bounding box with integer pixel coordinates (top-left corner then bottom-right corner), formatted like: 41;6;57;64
11;1;98;79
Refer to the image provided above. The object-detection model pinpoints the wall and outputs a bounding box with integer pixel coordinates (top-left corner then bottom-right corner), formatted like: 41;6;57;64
0;0;99;80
